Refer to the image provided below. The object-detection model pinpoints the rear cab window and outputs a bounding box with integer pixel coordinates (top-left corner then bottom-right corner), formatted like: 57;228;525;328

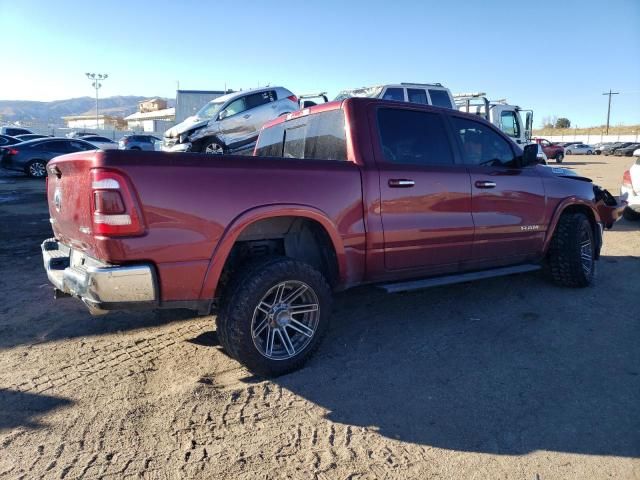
428;89;454;109
254;109;347;161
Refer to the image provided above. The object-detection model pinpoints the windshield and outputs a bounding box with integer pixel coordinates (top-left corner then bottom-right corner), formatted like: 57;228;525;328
195;100;226;120
334;86;384;101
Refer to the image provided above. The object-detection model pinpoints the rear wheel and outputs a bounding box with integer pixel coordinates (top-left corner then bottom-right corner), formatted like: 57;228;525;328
216;257;332;377
623;207;640;221
547;212;595;287
26;160;47;178
565;150;572;156
555;152;564;163
587;150;593;155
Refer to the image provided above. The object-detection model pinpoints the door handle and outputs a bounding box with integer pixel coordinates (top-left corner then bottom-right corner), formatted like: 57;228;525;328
243;114;251;119
475;180;496;189
388;179;415;188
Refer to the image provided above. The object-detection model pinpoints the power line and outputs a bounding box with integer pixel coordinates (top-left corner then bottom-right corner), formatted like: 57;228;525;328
85;73;109;129
602;89;619;134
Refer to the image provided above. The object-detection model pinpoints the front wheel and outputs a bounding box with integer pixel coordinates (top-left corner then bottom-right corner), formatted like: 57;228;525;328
547;212;595;287
565;150;572;156
201;138;226;155
216;257;332;377
26;160;47;178
587;150;593;155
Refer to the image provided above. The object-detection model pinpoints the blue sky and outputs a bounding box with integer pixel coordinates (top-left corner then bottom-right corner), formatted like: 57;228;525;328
1;0;639;127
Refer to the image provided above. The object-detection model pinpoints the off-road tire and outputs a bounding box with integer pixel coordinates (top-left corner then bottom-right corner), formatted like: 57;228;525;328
555;153;564;163
216;256;332;377
622;207;640;221
547;212;595;287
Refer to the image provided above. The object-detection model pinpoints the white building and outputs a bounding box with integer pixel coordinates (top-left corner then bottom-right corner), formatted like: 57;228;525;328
124;107;175;132
62;114;123;129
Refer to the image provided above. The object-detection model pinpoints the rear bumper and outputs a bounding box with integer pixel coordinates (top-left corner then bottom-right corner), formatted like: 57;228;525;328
41;238;157;314
621;185;640;211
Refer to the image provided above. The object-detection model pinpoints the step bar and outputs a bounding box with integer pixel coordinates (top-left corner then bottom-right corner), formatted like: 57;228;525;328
379;264;541;293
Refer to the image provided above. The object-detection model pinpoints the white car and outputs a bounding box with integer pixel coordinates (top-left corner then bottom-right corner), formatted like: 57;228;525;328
565;143;594;155
81;135;119;150
620;149;640;221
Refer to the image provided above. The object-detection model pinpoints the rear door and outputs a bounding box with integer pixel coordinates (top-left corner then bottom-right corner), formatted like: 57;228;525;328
373;105;474;272
449;115;546;265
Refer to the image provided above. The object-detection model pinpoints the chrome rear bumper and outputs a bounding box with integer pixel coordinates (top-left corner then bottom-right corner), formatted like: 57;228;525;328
41;238;157;315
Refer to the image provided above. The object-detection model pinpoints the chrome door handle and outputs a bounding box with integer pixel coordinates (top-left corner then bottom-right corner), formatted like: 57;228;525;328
388;179;415;188
475;181;496;189
243;114;251;119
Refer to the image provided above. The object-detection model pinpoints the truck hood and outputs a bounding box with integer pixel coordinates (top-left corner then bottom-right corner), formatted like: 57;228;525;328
542;165;592;183
164;116;209;138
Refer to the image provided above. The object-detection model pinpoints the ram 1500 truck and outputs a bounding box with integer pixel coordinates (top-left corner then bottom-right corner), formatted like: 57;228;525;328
41;98;623;376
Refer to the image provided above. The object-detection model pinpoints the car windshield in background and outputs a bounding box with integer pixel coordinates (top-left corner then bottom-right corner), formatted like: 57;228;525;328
254;109;347;161
334;86;384;101
196;100;226;120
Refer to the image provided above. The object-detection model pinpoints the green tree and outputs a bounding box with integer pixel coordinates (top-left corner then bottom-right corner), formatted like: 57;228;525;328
555;117;571;129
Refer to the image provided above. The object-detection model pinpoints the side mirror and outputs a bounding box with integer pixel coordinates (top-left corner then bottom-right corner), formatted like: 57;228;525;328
522;143;541;166
218;110;228;121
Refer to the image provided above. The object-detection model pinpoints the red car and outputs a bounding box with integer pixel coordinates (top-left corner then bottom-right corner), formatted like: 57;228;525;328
41;98;623;376
532;138;565;163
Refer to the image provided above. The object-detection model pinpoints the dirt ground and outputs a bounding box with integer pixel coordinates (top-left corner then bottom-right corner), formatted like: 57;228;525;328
1;155;638;480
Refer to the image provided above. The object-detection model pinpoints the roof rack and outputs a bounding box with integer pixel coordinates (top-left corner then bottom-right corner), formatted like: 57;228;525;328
400;82;443;87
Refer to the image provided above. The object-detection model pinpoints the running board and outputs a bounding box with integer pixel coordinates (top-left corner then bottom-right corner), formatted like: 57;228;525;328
379;264;541;293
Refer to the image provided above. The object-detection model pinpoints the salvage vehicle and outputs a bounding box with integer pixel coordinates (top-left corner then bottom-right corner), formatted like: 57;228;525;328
603;142;634;156
531;138;566;163
1;137;97;177
614;143;640;157
41;98;623;376
162;86;299;155
565;143;594;155
454;93;533;147
335;83;456;109
0;126;34;136
620;151;640;221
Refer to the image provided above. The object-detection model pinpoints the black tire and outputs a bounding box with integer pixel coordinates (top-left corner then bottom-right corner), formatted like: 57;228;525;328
25;160;47;178
622;207;640;221
547;213;595;287
130;146;141;151
565;150;572;156
587;150;593;155
216;256;332;377
199;137;226;155
555;152;564;163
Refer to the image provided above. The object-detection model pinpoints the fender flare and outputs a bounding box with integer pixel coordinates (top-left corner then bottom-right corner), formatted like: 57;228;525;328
542;197;601;255
198;204;347;300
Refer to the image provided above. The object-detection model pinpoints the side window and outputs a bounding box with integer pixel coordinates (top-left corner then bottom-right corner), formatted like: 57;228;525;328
48;141;74;153
428;89;453;108
377;108;454;166
452;117;517;167
222;98;246;117
382;88;405;102
254;123;285;157
500;111;521;139
0;137;7;145
245;91;275;109
407;89;428;104
70;141;95;151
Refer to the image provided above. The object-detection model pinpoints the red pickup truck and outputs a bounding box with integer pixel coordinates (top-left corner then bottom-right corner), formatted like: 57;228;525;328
41;98;622;376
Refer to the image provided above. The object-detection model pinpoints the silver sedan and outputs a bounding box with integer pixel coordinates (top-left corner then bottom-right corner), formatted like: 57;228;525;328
564;143;594;155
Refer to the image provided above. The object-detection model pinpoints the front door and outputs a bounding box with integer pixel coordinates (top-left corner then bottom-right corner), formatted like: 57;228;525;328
449;115;546;265
374;106;474;272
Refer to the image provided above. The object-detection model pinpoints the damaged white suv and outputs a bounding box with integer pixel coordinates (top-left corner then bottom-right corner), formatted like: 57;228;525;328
163;86;299;155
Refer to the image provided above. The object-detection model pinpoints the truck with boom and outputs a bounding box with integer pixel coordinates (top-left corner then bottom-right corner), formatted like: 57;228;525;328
41;98;623;376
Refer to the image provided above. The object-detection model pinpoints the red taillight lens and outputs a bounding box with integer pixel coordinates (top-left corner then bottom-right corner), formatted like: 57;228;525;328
287;94;298;104
6;148;18;155
90;169;145;236
622;170;632;188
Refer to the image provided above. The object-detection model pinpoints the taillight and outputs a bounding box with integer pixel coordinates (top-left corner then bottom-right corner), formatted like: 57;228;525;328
622;170;633;189
90;169;145;236
6;148;18;155
287;94;298;104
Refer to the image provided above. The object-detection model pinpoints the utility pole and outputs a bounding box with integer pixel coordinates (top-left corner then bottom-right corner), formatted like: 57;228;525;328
602;89;619;135
85;73;108;129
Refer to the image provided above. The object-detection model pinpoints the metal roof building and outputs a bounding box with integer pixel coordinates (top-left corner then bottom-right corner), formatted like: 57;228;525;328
175;90;228;123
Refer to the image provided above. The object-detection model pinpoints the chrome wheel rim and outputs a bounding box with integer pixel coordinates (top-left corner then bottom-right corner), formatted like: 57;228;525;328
204;142;223;154
29;162;46;177
251;280;320;360
580;231;593;275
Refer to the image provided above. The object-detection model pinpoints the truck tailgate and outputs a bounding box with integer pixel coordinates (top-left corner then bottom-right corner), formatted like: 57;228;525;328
47;151;100;254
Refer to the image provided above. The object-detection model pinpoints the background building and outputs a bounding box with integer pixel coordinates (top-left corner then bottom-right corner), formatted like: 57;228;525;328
175;90;227;123
124;107;175;132
62;114;124;129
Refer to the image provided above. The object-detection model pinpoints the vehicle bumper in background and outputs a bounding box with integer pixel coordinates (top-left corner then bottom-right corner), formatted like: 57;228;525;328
41;238;157;315
161;140;192;152
621;185;640;212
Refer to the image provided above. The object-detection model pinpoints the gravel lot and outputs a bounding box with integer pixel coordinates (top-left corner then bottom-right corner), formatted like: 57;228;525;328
1;155;638;480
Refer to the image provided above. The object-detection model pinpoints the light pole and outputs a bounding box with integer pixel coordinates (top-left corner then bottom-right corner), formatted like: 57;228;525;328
85;73;108;129
602;89;619;135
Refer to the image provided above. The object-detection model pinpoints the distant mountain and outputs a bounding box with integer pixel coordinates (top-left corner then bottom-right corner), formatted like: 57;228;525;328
0;96;176;124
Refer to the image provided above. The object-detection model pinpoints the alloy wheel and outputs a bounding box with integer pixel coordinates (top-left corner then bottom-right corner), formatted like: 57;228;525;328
251;280;320;360
204;142;224;154
29;162;46;178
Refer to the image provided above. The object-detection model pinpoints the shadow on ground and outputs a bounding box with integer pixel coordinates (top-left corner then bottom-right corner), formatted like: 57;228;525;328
0;388;73;431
